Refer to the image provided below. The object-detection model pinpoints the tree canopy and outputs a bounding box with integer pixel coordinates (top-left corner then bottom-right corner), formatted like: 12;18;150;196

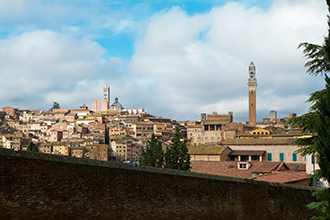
139;133;164;168
50;102;60;111
26;141;39;152
164;126;190;171
283;0;330;218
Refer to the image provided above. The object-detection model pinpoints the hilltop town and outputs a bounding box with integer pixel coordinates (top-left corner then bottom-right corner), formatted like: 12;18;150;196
0;62;320;187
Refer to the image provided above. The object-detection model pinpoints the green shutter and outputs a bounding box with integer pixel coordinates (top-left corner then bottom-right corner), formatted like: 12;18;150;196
268;153;272;161
292;153;297;162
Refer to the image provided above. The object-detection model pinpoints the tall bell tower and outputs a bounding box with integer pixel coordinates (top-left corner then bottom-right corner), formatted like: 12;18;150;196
103;84;110;107
247;61;257;127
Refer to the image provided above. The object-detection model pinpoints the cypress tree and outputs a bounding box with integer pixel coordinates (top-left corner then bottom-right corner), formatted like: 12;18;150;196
139;133;164;167
26;141;39;152
164;126;190;170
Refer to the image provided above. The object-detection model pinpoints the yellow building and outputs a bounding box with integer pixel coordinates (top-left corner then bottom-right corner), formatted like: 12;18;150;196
111;140;127;161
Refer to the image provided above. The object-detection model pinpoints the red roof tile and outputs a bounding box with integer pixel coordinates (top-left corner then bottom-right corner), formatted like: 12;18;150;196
253;171;309;183
228;150;266;156
191;161;285;179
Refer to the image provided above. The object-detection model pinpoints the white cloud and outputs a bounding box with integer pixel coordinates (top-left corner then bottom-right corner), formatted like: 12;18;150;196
0;0;328;123
0;30;107;109
128;0;328;121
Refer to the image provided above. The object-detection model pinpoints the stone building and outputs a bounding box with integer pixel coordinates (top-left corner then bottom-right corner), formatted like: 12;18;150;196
92;100;109;113
187;112;233;146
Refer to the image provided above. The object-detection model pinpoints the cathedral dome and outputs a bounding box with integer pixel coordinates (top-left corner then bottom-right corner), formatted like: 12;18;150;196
110;97;124;109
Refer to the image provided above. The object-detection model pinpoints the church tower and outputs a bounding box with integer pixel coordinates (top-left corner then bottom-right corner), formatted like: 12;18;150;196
103;84;110;107
247;61;257;127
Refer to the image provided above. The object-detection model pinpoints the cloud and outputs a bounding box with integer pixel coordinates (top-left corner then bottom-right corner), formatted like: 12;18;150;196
128;0;328;121
0;0;328;123
0;30;107;109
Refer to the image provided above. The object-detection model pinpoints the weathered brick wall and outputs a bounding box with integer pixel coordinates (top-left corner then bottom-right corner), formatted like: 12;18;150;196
0;148;316;220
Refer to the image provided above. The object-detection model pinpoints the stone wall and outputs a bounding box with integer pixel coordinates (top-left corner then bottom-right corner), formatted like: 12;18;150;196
0;148;316;220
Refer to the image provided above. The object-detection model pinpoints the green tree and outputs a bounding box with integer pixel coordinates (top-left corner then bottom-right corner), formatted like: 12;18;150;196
139;133;164;168
26;141;39;152
50;102;60;111
283;1;330;218
164;126;190;170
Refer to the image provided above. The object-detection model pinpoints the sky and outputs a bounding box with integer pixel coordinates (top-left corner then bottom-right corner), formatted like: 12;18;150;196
0;0;328;122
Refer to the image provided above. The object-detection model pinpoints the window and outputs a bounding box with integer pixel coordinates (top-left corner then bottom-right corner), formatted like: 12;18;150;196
279;153;284;161
239;163;246;169
316;181;323;189
312;155;319;164
252;156;258;161
268;153;272;161
292;153;297;162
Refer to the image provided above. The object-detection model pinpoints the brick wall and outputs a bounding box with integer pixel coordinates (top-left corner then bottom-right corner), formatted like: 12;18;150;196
0;148;316;220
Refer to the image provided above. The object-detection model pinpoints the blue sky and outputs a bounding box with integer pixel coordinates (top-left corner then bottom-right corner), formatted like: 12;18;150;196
0;0;328;122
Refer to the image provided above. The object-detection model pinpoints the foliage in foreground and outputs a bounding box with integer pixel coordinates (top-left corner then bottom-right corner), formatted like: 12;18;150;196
283;1;330;218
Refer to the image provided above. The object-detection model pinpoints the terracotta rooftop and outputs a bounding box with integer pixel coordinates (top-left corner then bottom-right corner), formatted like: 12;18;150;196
253;171;309;184
228;150;266;156
222;138;295;145
285;163;306;172
191;161;287;179
188;145;227;155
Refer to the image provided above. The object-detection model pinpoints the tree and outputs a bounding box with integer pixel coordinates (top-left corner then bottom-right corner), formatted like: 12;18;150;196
26;141;39;152
139;133;164;168
164;126;190;170
283;1;330;218
50;102;60;111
